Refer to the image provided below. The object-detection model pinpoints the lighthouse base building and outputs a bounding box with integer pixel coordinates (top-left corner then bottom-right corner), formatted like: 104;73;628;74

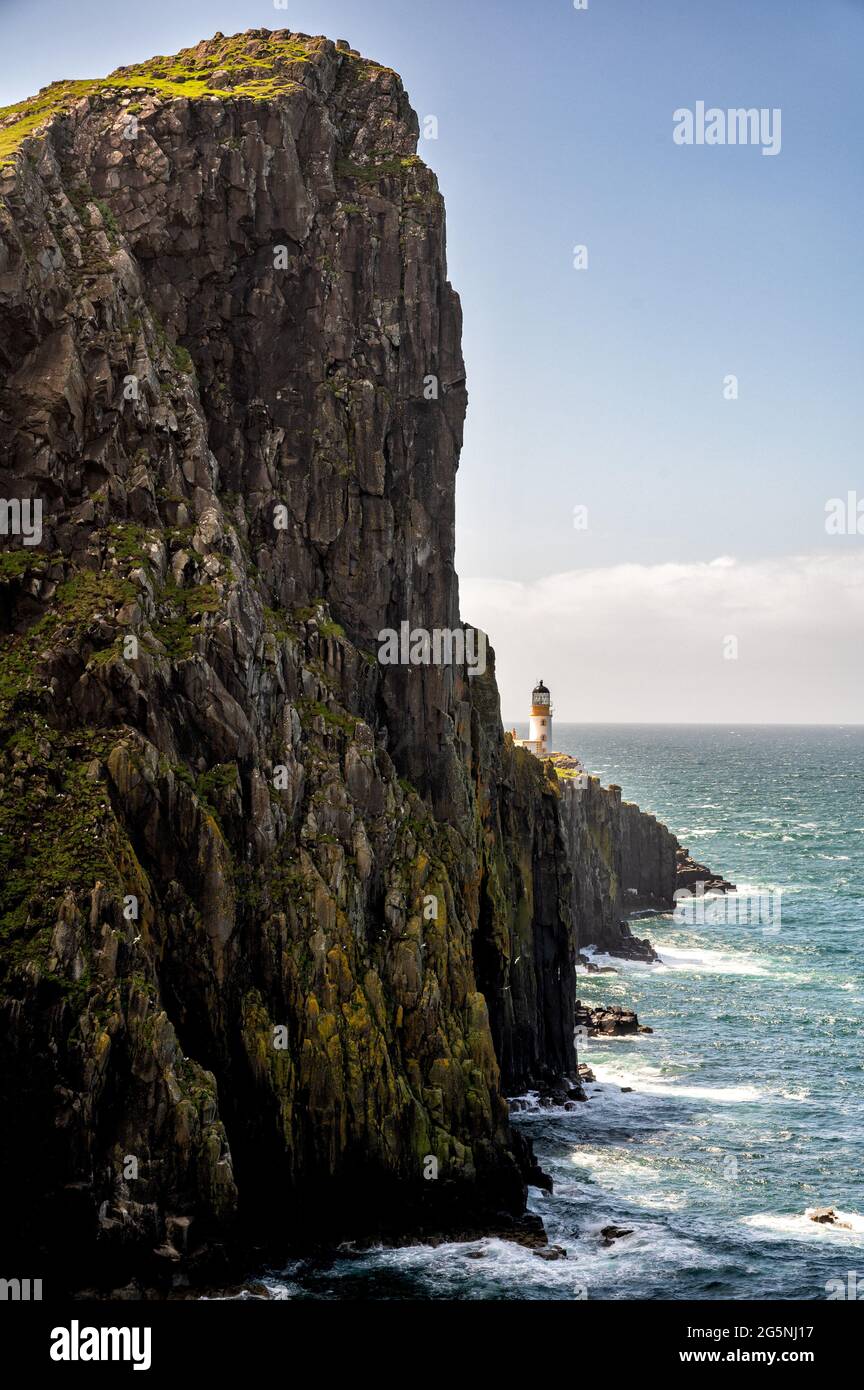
512;679;553;758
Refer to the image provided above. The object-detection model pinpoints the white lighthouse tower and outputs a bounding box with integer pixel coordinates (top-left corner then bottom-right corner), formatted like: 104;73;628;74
528;679;552;757
512;679;553;758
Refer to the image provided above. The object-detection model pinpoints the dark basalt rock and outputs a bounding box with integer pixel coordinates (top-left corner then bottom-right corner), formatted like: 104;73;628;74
608;924;658;963
0;28;583;1295
675;846;737;895
575;1001;651;1037
806;1206;852;1229
558;773;733;958
600;1225;634;1245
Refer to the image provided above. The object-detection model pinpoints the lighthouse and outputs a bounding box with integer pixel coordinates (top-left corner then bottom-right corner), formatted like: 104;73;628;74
512;679;553;758
529;679;552;756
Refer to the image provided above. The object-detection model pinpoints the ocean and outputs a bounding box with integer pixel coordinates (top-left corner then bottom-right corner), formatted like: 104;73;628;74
238;725;864;1301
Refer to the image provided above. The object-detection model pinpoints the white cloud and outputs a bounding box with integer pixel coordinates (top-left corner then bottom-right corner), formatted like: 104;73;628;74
460;552;864;724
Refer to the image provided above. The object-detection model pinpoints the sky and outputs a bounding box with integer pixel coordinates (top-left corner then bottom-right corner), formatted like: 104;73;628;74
2;0;862;722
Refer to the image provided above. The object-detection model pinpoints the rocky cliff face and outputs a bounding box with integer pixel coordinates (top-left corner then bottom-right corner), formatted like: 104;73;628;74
558;778;673;959
0;30;578;1293
559;776;734;959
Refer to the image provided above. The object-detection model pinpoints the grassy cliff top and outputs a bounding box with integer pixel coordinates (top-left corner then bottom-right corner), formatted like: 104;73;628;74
0;28;382;162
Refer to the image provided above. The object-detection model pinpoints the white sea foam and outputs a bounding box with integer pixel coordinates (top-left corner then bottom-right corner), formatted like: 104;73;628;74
743;1211;864;1242
580;941;771;978
510;1089;588;1117
653;944;770;977
579;946;655;973
567;1161;689;1212
570;1145;664;1184
591;1061;763;1104
209;1279;300;1300
732;880;793;897
247;1225;709;1298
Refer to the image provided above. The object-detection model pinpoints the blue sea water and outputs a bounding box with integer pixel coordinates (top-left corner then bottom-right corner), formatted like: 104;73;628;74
248;725;864;1301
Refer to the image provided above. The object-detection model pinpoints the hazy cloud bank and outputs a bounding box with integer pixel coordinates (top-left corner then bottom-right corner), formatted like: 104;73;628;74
461;553;864;725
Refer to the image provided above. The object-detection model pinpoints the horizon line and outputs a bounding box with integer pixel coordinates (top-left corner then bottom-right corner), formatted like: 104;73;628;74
504;720;864;728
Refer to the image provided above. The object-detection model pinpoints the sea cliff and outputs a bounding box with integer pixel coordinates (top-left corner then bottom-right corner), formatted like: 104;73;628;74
0;29;580;1292
0;28;719;1296
558;773;734;960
